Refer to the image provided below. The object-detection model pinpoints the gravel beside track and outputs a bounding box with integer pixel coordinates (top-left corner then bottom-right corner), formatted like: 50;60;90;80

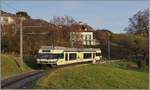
1;60;119;89
1;70;46;89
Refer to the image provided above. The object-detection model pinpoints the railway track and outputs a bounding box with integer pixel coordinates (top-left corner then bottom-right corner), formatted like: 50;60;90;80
1;60;116;89
1;62;91;89
1;70;46;89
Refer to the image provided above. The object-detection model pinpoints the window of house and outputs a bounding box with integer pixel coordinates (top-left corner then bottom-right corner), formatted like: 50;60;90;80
81;35;83;39
89;41;91;45
3;17;8;22
85;35;87;40
87;41;90;45
89;35;91;39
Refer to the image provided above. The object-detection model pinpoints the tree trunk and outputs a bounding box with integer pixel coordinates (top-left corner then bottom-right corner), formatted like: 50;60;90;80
142;51;147;70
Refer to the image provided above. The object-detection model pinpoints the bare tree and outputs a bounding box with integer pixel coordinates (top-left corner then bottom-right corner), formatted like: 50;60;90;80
50;16;76;26
125;9;149;37
16;11;31;19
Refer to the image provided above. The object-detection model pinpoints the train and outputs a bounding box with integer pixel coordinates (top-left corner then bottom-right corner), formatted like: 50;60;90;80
36;46;102;67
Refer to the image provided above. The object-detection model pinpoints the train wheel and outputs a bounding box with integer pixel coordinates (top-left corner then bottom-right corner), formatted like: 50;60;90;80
50;64;57;68
39;64;49;69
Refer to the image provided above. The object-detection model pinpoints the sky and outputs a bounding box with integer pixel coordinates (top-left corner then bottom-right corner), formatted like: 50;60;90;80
1;0;149;33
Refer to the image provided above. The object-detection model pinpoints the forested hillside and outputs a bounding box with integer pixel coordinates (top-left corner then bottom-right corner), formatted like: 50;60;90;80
1;9;149;70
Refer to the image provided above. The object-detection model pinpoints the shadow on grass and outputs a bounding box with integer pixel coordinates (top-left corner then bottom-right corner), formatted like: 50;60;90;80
110;60;149;73
23;55;41;70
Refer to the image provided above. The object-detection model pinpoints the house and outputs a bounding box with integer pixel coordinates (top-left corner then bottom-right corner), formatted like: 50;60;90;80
69;24;99;46
0;10;17;25
70;31;98;46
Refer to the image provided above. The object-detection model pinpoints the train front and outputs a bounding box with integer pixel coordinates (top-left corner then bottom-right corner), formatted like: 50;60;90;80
36;48;64;66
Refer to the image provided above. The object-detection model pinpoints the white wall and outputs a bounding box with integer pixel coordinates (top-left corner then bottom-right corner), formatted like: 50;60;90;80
1;16;15;24
81;32;93;45
70;32;98;46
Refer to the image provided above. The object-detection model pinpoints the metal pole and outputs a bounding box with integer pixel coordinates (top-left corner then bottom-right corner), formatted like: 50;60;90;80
20;18;23;71
108;38;110;60
52;31;54;48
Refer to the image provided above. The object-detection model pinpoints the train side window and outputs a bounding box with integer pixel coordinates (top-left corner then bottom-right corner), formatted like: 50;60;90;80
96;53;101;56
84;53;92;59
38;53;64;59
69;53;76;60
42;50;50;52
57;54;64;59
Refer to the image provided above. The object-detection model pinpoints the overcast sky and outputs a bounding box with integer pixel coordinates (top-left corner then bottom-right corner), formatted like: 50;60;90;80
1;0;149;33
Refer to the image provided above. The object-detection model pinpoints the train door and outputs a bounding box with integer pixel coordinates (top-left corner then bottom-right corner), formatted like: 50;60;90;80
93;52;96;59
65;53;68;61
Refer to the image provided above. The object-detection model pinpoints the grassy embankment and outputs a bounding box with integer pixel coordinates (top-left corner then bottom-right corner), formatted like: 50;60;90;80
35;61;149;89
1;54;35;79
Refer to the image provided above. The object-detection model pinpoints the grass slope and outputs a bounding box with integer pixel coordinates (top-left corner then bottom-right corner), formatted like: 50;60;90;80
35;63;149;89
1;54;32;79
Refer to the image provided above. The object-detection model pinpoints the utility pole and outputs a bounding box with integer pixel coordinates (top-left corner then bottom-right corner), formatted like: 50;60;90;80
20;18;23;71
108;37;111;60
19;17;42;71
52;32;54;48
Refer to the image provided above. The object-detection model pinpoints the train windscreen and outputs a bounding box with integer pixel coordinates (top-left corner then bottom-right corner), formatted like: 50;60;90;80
96;53;101;56
38;53;64;59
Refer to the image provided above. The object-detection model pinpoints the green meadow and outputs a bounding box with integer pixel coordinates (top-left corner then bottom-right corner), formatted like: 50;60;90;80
35;62;149;89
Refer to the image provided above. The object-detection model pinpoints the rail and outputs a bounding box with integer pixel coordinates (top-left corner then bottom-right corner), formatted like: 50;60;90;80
1;60;119;89
1;61;93;89
1;70;45;89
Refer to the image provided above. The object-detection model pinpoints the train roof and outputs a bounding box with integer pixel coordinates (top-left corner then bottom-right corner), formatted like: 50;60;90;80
40;46;101;52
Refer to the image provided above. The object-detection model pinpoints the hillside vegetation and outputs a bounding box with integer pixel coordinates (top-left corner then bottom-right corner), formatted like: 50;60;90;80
1;54;33;79
35;62;149;89
2;10;149;70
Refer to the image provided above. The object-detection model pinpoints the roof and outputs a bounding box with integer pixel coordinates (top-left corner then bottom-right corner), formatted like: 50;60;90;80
40;46;101;52
0;10;16;17
69;23;95;32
